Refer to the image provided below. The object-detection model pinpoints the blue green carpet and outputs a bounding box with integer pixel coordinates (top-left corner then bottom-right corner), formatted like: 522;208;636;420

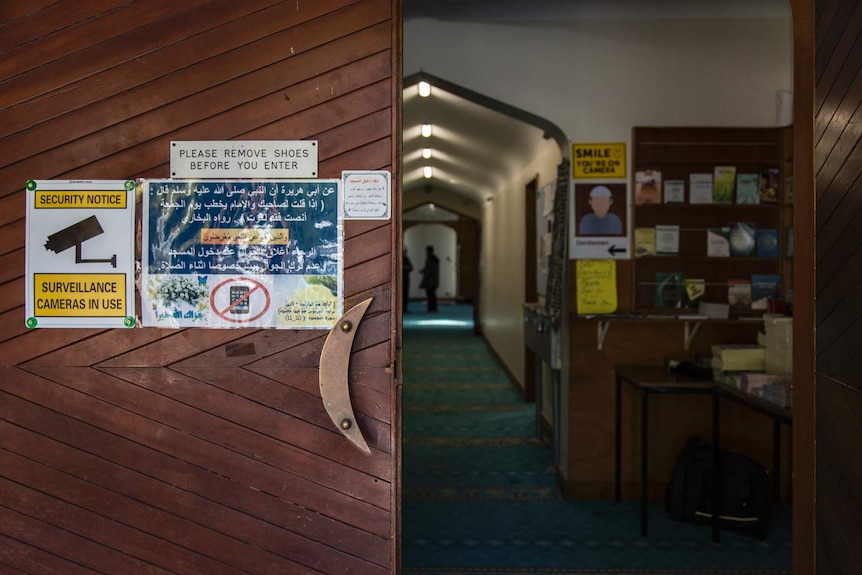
402;304;792;575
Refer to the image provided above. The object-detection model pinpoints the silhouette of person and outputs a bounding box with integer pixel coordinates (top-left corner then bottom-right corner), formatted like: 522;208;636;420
403;248;413;313
420;245;440;313
580;185;623;235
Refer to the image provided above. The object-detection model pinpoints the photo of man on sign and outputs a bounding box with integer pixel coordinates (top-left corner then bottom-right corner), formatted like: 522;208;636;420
578;184;624;236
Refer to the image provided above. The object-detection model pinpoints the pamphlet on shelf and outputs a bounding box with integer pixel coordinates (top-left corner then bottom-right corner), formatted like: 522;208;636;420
689;173;713;204
707;227;731;257
729;222;756;257
751;273;780;310
655;272;684;308
712;166;736;203
655;224;680;255
727;279;753;310
755;229;779;258
635;170;662;205
684;278;706;306
664;180;685;203
634;227;656;257
759;166;780;204
736;173;760;204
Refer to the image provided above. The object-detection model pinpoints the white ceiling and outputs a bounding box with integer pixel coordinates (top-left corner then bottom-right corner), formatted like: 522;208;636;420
402;76;554;205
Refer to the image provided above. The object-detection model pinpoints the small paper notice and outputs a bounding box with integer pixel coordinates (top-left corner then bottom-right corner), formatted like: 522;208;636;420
576;259;618;315
343;170;391;220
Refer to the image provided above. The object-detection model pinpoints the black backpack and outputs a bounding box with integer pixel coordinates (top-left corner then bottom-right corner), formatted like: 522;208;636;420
666;437;770;538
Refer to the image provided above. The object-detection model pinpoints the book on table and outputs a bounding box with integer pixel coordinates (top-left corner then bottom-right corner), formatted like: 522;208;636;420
711;344;766;373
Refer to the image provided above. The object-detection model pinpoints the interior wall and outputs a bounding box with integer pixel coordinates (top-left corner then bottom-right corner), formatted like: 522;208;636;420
404;225;458;300
481;139;561;385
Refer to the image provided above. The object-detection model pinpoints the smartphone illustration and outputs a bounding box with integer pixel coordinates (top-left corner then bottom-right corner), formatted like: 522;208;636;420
229;286;250;314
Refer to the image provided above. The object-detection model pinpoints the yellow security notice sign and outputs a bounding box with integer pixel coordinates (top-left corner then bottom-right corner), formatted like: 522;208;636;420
34;190;127;209
573;143;626;179
33;273;127;317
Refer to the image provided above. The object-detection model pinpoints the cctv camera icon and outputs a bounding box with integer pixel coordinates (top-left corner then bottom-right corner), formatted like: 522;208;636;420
44;215;117;268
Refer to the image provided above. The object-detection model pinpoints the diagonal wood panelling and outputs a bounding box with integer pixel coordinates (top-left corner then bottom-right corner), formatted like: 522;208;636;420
815;0;862;572
0;1;399;573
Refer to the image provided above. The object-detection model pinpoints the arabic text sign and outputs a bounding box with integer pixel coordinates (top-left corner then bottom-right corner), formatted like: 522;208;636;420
141;180;342;329
170;141;318;179
25;180;136;329
343;170;391;220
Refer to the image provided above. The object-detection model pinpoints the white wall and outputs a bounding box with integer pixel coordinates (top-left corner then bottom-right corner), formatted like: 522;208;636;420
481;139;562;383
405;15;793;385
404;225;458;302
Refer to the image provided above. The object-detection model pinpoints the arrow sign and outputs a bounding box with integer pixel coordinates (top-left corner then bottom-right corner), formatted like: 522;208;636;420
608;245;627;256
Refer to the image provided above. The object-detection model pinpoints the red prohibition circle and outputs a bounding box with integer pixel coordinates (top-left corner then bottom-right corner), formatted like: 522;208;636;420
210;277;271;323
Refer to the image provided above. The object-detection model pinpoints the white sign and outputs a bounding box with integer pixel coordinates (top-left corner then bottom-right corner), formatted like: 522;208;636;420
24;180;137;329
170;140;318;179
342;170;391;220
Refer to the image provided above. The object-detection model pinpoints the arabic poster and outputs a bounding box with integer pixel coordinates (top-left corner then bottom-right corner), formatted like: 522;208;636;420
24;180;137;329
343;170;391;220
141;180;342;329
576;259;618;315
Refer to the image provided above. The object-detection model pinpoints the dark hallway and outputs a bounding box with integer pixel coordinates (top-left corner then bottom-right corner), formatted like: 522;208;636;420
401;304;792;574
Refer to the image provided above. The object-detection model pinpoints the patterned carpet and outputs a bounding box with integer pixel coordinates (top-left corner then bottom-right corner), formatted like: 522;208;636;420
401;304;792;575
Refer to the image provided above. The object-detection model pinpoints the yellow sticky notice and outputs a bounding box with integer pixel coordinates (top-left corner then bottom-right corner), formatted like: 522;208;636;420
576;259;618;315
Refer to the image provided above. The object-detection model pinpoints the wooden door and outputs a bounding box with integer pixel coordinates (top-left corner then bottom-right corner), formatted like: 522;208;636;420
0;2;401;574
812;0;862;572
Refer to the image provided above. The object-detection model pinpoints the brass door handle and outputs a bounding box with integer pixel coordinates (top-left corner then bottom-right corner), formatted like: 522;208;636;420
318;297;372;453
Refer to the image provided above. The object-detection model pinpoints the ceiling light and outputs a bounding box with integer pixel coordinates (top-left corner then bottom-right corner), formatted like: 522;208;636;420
421;124;432;138
422;148;432;159
423;166;433;179
418;81;432;97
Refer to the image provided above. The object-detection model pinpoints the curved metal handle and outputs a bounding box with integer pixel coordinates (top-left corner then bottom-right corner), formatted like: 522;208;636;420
318;297;373;454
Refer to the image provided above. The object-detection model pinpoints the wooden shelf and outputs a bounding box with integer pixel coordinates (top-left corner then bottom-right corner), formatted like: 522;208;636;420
631;126;792;313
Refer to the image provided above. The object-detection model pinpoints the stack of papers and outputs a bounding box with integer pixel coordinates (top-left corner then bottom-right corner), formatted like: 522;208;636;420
711;344;766;377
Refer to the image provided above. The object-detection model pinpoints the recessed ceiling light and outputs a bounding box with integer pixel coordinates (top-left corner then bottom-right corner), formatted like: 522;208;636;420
418;81;431;97
421;124;432;138
422;148;432;159
423;166;433;179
